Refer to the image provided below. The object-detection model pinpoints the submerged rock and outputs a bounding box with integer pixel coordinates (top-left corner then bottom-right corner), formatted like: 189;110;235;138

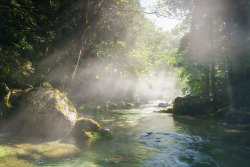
0;157;34;167
146;132;153;135
15;140;80;161
0;140;80;166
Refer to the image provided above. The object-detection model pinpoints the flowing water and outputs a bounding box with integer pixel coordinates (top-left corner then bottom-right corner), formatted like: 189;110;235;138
1;100;250;167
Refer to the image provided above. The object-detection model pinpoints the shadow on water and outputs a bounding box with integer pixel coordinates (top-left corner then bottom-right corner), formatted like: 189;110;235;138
171;115;250;167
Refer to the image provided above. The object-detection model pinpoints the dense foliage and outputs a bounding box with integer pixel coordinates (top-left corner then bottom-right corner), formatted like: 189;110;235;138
0;0;172;113
155;0;250;110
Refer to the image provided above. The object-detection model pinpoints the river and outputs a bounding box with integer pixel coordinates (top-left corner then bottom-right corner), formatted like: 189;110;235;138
1;100;250;166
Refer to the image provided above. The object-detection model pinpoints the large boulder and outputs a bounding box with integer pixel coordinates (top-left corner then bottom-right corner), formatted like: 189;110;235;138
1;85;110;139
7;85;110;138
173;95;211;116
11;86;79;137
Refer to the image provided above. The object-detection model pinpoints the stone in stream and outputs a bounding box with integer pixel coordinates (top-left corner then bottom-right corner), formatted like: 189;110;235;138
158;103;170;107
173;95;211;115
146;132;153;135
154;106;173;113
155;137;161;142
4;85;109;138
70;118;109;139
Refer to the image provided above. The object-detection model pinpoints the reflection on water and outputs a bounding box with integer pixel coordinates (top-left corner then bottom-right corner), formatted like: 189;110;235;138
1;100;250;167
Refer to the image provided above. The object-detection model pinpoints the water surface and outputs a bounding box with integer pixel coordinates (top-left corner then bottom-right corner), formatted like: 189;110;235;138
1;100;250;167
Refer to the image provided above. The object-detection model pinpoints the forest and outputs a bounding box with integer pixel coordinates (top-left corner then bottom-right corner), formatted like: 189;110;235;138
0;0;250;166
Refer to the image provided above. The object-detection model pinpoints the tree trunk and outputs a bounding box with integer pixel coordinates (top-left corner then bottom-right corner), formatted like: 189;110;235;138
203;65;210;98
227;57;234;105
65;0;108;90
211;60;216;111
43;0;52;17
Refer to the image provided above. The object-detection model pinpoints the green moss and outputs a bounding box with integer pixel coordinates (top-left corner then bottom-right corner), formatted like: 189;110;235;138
84;132;113;142
54;89;79;116
0;146;10;158
84;104;98;111
121;101;132;109
3;90;13;109
42;82;52;87
157;106;173;113
0;140;80;164
106;101;117;110
79;104;85;110
0;157;35;167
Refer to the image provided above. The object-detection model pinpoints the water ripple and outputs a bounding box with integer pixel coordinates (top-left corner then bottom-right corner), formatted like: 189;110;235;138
139;132;221;167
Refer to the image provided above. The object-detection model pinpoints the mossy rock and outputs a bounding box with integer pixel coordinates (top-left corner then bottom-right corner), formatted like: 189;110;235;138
42;82;52;88
154;106;173;113
70;118;110;140
2;86;109;139
173;95;211;116
10;86;79;137
84;131;113;142
158;103;170;107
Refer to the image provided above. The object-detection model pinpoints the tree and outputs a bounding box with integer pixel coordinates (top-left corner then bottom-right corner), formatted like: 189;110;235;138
155;0;250;110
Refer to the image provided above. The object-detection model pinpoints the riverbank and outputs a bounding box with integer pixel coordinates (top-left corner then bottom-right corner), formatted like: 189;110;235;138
172;95;250;125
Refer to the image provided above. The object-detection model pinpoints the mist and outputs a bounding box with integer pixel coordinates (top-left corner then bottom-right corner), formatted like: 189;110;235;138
30;1;185;107
41;54;183;106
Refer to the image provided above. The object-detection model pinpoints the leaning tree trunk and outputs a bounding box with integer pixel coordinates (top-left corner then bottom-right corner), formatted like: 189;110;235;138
65;0;108;90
